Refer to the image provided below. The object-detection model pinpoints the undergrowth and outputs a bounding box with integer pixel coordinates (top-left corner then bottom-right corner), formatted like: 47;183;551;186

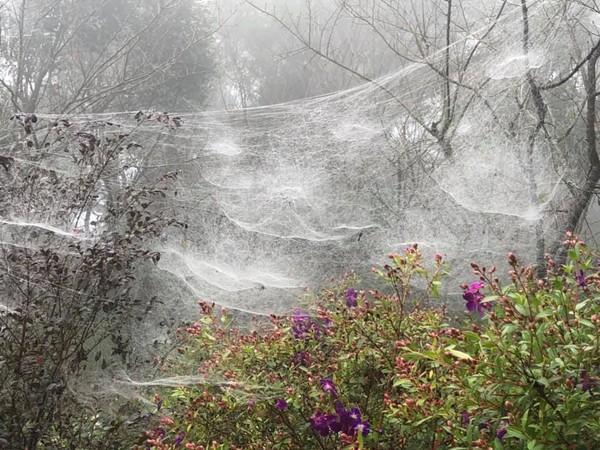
138;234;600;449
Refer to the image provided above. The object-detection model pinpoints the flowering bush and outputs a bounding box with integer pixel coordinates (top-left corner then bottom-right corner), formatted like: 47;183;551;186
140;237;600;449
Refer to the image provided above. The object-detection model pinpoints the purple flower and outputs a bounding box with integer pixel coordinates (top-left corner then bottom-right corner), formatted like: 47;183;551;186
355;421;371;437
174;434;184;447
292;351;309;367
292;309;311;321
460;410;471;426
309;410;337;436
463;281;489;315
321;378;338;397
576;270;587;288
275;398;288;410
335;401;371;436
338;404;360;429
291;309;320;339
470;281;485;291
496;428;507;441
348;407;362;424
310;402;371;438
345;287;358;307
582;370;591;392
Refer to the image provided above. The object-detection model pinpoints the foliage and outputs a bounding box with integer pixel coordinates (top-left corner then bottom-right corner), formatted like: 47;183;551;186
141;239;600;449
0;0;216;114
0;113;184;449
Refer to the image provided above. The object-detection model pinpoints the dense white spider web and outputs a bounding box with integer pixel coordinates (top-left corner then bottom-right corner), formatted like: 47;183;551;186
0;0;595;331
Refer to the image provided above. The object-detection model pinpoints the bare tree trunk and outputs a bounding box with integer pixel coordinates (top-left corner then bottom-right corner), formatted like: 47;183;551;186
520;0;547;276
547;44;600;264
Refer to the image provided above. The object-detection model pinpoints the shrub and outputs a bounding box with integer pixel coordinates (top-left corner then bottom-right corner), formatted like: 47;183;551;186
458;235;600;449
142;238;600;449
0;113;183;449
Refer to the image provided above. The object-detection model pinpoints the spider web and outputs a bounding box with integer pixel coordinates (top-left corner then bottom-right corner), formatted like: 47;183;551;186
0;0;592;329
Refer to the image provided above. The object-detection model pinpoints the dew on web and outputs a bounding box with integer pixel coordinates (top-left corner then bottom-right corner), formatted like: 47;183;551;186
0;0;594;361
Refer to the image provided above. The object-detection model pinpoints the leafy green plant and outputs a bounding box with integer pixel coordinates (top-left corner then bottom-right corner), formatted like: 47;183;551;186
140;246;460;449
142;237;600;449
457;235;600;449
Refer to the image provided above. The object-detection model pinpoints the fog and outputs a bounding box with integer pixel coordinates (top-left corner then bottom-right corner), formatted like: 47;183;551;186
1;0;599;347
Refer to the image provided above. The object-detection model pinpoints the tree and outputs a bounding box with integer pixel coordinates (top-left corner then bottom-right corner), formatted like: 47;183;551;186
213;0;400;108
0;0;217;114
0;112;184;449
248;0;600;270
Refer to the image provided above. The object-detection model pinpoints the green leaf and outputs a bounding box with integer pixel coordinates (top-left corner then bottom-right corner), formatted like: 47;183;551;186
357;431;364;448
393;378;413;389
535;309;553;320
579;319;595;328
553;357;565;368
482;295;499;304
506;426;528;440
431;280;441;297
521;409;530;430
576;299;590;311
446;347;474;361
413;415;434;426
402;351;435;361
514;302;529;316
462;331;481;342
203;331;216;341
567;248;578;261
501;323;517;337
527;440;543;450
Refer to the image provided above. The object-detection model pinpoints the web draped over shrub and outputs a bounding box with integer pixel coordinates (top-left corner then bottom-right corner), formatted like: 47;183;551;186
0;0;596;327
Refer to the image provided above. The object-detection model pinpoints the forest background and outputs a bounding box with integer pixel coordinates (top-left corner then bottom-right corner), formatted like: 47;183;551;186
2;0;600;448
